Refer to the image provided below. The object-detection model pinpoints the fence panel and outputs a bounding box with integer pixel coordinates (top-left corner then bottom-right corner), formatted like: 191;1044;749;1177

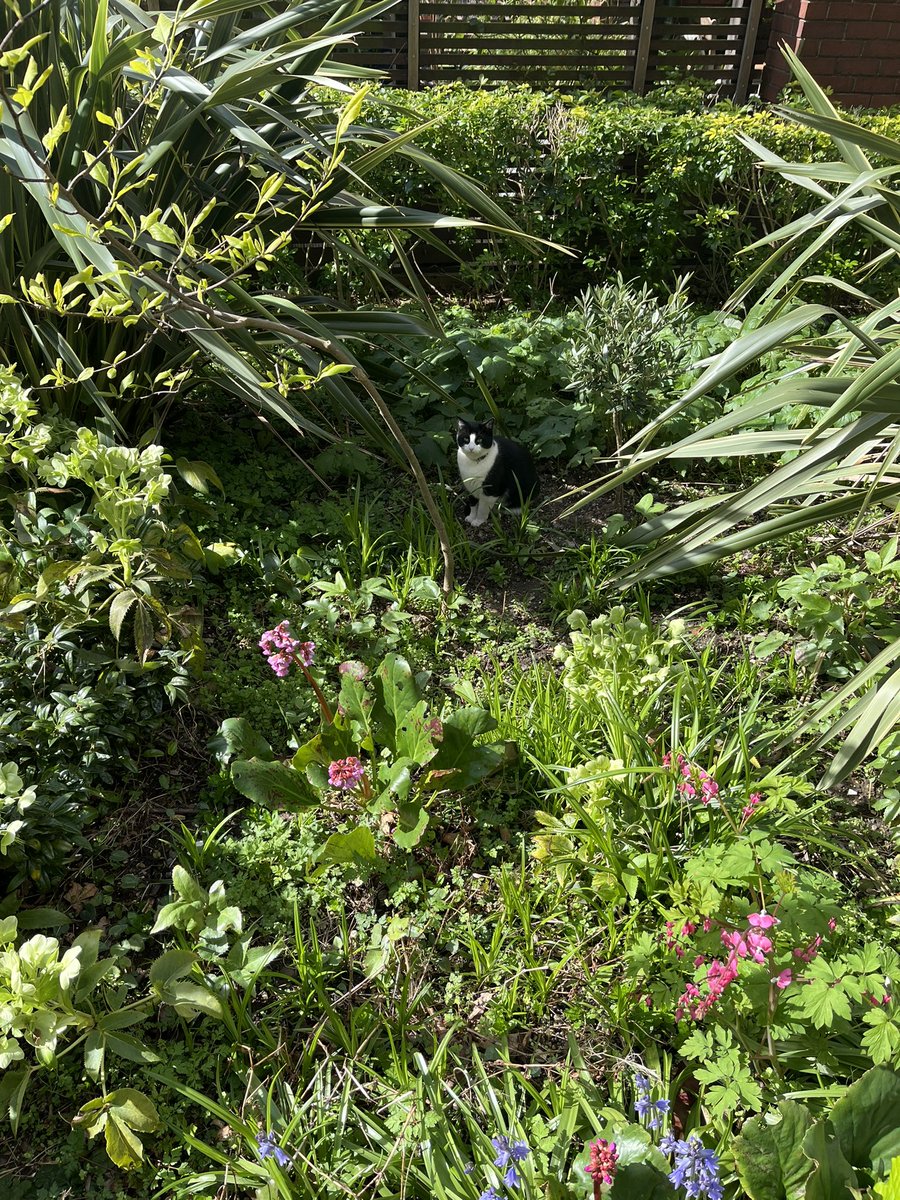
332;0;766;101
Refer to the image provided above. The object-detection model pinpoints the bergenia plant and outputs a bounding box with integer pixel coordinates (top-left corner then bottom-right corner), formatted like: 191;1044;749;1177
219;622;509;856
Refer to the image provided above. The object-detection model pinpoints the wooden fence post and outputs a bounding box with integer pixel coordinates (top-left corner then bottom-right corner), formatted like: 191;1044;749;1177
407;0;420;90
633;0;657;95
735;0;765;102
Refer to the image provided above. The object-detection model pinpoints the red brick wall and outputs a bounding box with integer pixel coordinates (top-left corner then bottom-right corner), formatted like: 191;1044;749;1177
763;0;900;107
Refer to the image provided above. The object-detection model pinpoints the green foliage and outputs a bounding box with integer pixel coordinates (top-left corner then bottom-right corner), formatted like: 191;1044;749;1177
224;647;508;854
0;0;522;452
0;368;204;890
733;1069;900;1198
566;275;693;461
364;84;900;305
604;50;900;783
753;544;900;681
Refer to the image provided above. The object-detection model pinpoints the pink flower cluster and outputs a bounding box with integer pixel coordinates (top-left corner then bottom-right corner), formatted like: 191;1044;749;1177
675;912;780;1021
585;1138;618;1186
793;934;822;964
259;622;315;678
328;756;366;790
662;751;765;822
742;793;762;821
663;753;719;804
662;920;697;959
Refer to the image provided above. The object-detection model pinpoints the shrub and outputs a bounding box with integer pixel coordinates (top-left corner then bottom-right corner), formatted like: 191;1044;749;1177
364;84;900;304
0;368;201;891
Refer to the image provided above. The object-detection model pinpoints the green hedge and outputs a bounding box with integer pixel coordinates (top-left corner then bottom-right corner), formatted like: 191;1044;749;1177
363;84;900;304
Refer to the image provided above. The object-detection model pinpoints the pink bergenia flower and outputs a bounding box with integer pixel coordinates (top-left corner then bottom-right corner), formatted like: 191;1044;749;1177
295;641;315;667
259;621;314;677
328;756;366;790
584;1138;618;1186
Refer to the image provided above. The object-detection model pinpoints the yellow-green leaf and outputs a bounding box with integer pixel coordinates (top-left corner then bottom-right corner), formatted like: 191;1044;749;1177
104;1112;144;1170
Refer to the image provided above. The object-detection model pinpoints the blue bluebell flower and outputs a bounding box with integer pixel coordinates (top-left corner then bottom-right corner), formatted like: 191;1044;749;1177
478;1189;499;1200
648;1098;671;1130
504;1164;521;1189
491;1135;512;1167
660;1133;723;1200
463;1161;475;1175
510;1139;530;1163
256;1131;290;1168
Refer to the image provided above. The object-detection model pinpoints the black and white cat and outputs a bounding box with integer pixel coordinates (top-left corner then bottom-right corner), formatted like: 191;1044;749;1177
455;417;540;527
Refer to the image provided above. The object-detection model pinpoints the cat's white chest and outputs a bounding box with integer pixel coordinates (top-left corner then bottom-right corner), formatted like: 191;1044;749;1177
457;444;498;496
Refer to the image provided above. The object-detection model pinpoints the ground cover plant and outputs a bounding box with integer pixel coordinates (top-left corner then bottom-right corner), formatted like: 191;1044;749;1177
0;13;899;1200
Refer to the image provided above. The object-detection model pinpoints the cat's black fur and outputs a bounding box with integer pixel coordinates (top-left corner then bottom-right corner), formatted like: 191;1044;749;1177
455;418;540;514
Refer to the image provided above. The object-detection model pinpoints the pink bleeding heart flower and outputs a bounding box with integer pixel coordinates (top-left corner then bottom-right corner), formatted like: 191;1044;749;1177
748;912;778;930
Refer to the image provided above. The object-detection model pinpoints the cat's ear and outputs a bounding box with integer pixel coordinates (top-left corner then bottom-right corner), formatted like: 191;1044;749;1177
456;418;469;430
483;417;495;432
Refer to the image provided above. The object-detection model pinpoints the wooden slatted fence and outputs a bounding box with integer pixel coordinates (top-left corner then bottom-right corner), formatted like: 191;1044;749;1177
334;0;766;101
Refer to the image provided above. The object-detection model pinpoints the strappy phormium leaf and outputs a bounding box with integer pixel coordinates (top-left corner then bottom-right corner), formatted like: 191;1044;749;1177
597;49;900;782
0;0;543;448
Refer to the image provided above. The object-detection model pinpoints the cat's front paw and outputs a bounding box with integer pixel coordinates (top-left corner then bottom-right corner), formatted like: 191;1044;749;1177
466;511;486;527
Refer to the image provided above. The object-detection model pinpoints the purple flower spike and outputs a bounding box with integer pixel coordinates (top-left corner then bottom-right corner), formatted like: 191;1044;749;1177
661;1133;723;1200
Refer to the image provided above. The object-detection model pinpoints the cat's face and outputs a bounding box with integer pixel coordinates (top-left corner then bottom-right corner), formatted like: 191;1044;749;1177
456;418;494;459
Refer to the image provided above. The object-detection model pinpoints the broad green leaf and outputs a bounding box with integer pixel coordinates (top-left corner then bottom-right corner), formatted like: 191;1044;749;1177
733;1100;814;1200
105;1111;144;1170
167;982;224;1020
830;1067;900;1175
230;758;319;809
102;1031;160;1066
108;588;138;641
875;1156;900;1198
149;948;197;989
373;653;422;742
175;457;224;495
319;825;377;865
0;1068;32;1132
393;700;436;765
209;718;273;765
172;865;206;904
107;1089;160;1134
802;1120;857;1200
393;802;429;850
607;1164;676;1199
84;1031;104;1081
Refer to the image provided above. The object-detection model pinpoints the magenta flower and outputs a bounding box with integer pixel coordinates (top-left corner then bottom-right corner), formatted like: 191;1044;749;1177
328;756;366;790
748;912;778;930
259;621;314;677
775;968;793;990
585;1138;618;1186
746;930;774;963
295;641;315;667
